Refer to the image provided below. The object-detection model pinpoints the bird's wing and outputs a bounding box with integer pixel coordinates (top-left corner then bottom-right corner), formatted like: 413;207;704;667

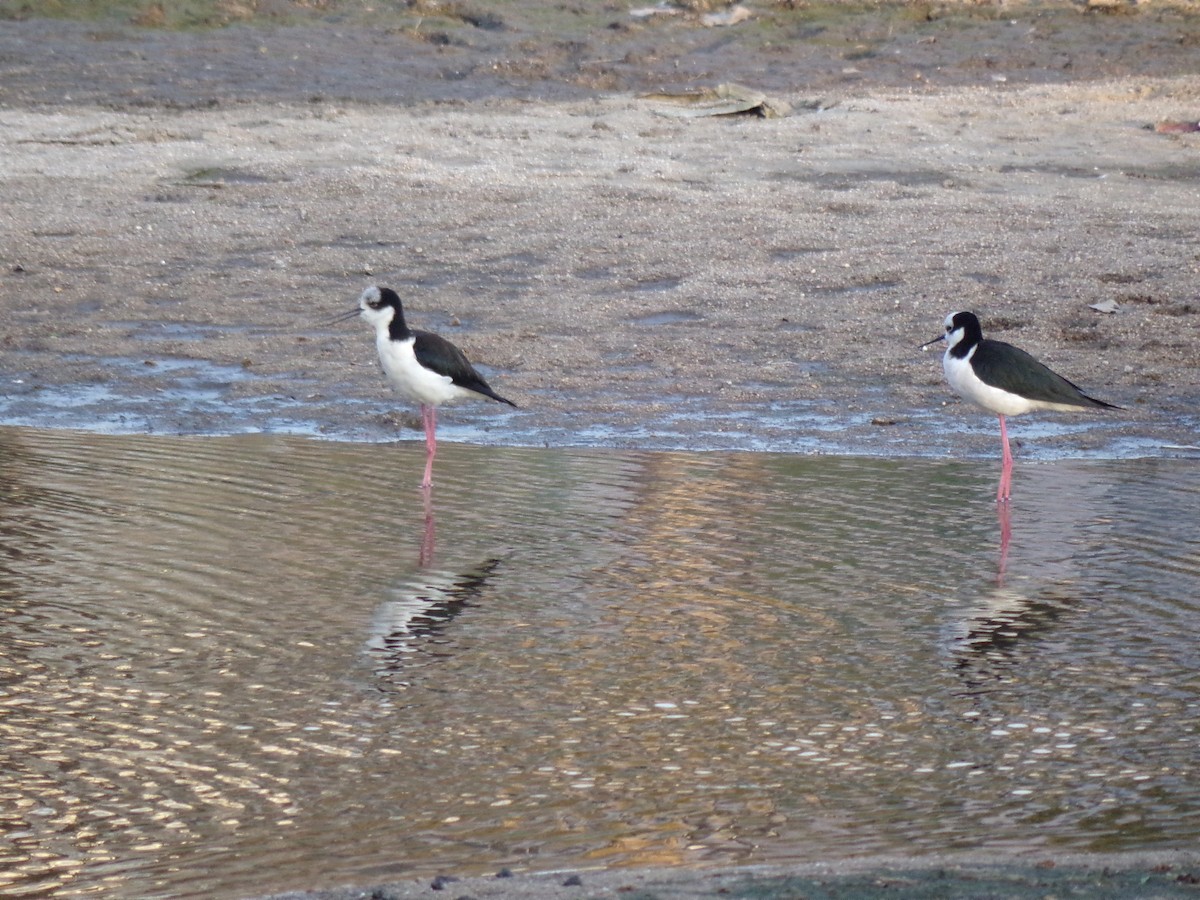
972;340;1114;409
412;330;516;406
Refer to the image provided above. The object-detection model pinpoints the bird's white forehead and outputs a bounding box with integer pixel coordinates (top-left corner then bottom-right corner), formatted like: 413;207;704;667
944;313;957;330
359;285;382;307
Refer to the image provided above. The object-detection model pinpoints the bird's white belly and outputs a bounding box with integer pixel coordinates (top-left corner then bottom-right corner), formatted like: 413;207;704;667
377;335;476;406
944;350;1035;417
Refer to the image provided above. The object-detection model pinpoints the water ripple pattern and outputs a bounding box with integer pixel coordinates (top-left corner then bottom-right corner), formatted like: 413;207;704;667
0;427;1196;898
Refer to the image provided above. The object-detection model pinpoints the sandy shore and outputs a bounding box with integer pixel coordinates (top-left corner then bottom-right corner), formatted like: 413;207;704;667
2;13;1199;457
2;10;1200;898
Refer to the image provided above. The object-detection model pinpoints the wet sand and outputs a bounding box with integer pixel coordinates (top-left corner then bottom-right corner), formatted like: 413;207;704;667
260;851;1200;899
2;7;1200;898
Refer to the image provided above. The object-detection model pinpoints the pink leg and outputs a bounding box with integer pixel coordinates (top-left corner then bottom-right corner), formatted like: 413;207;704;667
420;404;437;490
996;414;1013;503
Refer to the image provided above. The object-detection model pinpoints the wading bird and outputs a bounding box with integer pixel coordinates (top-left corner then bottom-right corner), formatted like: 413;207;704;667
337;285;516;490
922;311;1118;502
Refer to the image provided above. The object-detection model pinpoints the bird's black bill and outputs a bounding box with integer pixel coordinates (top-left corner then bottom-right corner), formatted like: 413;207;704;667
919;334;946;351
328;307;361;326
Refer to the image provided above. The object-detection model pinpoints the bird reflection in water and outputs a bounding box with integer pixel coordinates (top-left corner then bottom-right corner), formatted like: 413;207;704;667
363;493;504;689
942;503;1079;697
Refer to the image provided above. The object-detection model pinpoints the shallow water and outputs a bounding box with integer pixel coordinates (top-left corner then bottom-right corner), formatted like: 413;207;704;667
1;426;1198;899
0;360;1171;461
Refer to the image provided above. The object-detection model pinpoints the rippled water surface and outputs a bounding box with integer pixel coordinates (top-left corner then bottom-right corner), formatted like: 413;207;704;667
1;426;1198;899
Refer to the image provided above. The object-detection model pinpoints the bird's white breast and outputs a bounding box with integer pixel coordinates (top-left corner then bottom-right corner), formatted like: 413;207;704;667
376;333;477;406
943;345;1037;417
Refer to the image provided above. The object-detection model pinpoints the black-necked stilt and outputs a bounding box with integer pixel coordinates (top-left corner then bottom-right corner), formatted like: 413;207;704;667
338;285;516;489
921;311;1119;502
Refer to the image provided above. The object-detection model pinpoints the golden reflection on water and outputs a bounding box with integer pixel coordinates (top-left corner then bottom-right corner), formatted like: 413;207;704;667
0;427;1198;898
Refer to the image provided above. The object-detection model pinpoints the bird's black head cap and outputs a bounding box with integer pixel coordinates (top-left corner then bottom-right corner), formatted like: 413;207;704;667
358;285;411;340
946;310;984;358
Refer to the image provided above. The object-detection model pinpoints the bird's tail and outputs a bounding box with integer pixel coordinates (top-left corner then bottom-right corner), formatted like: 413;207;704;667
481;387;518;408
